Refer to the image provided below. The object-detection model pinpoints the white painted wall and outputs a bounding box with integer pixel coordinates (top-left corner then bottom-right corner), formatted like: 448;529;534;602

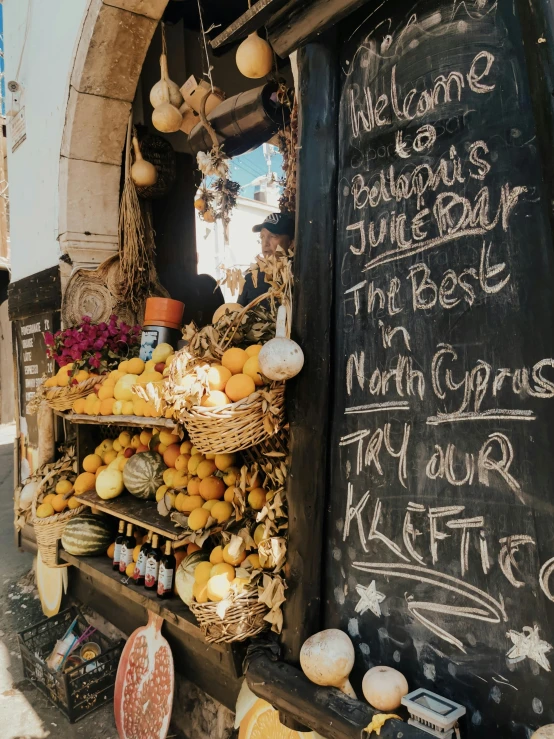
4;0;89;281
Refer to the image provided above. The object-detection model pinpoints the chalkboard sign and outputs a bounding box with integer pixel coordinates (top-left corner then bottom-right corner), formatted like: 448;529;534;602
15;312;58;478
326;0;554;735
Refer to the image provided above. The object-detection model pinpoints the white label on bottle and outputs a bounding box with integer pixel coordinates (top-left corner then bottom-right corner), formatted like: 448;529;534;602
145;556;159;587
119;544;133;572
157;564;174;595
113;542;122;565
135;549;147;578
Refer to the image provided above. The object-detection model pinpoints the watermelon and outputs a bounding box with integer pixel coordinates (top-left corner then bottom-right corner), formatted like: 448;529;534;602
61;514;113;556
123;452;166;500
175;550;209;606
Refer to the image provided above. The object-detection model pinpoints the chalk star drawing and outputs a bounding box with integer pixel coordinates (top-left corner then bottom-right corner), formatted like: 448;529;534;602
506;626;552;672
355;581;386;618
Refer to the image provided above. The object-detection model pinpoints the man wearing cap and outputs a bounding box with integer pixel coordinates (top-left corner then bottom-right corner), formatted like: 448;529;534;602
238;212;295;307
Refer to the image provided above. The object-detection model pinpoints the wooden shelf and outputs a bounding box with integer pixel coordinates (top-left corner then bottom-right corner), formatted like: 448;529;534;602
56;412;178;431
59;550;230;652
76;489;186;541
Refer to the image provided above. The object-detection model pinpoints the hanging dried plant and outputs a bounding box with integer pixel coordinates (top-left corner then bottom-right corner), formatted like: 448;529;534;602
277;96;298;214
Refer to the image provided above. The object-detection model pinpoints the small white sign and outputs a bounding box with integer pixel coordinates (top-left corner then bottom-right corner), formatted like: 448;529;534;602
10;108;27;152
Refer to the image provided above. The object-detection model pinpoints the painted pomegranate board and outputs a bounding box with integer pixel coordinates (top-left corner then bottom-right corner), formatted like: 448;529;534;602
325;0;554;735
114;613;174;739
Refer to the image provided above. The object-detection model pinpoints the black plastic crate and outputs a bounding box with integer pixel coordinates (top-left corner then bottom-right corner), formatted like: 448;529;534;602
18;605;124;723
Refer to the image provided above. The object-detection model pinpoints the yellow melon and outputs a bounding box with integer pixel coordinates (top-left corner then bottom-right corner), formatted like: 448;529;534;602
113;374;140;402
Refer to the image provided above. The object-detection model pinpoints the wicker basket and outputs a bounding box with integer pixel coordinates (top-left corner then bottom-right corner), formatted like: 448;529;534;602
37;376;105;413
189;590;269;644
31;467;85;568
180;384;285;455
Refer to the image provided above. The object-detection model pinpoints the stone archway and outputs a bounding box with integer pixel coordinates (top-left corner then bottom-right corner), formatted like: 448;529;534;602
58;0;169;268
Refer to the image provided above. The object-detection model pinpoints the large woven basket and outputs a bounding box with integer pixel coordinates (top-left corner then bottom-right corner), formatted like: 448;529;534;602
180;384;285;455
41;376;104;413
189;590;269;643
31;468;85;568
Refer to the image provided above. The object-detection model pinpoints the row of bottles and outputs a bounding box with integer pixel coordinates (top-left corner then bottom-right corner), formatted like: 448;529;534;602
112;521;175;599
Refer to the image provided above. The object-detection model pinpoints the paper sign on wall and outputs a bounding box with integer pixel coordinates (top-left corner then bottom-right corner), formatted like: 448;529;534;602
10;108;26;153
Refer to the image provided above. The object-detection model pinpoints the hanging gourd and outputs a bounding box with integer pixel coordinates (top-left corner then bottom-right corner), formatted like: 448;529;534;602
150;55;183;109
532;728;554;738
236;31;273;79
300;629;357;698
362;666;409;711
151;25;183;133
131;135;157;187
258;305;304;380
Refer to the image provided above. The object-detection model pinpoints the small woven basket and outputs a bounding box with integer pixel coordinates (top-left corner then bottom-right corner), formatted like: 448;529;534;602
189;591;269;644
180;384;285;455
31;467;85;568
34;376;105;413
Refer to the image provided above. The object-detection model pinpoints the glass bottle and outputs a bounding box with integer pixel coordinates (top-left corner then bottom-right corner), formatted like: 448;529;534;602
133;531;153;586
119;524;134;574
144;534;161;591
113;520;125;571
157;540;176;599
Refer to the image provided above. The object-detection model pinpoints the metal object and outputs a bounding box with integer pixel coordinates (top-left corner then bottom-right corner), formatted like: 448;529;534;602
402;689;466;738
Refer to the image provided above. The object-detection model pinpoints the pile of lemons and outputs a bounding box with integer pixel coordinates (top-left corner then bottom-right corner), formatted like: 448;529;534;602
35;478;82;518
201;345;264;407
71;343;175;418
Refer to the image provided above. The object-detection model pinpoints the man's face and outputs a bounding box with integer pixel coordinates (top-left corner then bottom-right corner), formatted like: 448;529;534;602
259;228;291;257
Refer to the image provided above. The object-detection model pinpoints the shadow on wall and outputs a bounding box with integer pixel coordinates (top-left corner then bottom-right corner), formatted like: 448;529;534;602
0;269;14;424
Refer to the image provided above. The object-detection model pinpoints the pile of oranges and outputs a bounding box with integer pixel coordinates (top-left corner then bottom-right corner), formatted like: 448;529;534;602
35;478;82;518
201;345;264;407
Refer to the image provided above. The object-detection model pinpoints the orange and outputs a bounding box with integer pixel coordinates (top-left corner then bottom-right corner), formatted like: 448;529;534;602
160;431;179;446
180;440;193;455
83;454;103;474
118;360;130;373
44;377;58;388
197;460;217;479
125;562;136;578
133;545;141;563
109;369;125;383
180;495;203;514
210;563;235;581
202;499;217;512
223;467;240;486
193;581;209;603
163;444;181;468
201;391;231;407
107;543;116;558
225;374;255;402
239;699;309;739
248;488;267;510
122;401;134;415
74;472;96;495
187;477;201;496
207;365;232;391
188;507;211;531
68;496;82;510
194;561;214;584
222;543;246;566
95;465;107;478
132;397;146;417
221;347;248;375
92;399;102;416
140;430;153;446
172;470;189;489
36;503;54;518
187;543;201;556
175;454;191;472
163;468;177;487
127;357;145;375
215;453;236;472
103;449;118;465
245;553;261;569
224;486;239;503
211;500;233;523
245;344;263;358
72;398;86;414
43;493;56;505
210;545;224;565
199;476;225;501
98;384;115;401
100;398;115;415
56;479;74;495
51;494;69;513
243;356;263;386
187;454;205;475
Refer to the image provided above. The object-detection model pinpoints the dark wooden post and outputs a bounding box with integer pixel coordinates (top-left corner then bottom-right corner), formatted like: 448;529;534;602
281;34;339;666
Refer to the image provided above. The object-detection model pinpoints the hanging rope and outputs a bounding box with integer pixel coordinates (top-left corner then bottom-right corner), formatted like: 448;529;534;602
196;0;215;92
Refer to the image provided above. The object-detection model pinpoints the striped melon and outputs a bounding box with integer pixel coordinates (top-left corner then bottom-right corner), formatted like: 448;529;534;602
61;514;113;556
123;452;166;500
175;550;209;606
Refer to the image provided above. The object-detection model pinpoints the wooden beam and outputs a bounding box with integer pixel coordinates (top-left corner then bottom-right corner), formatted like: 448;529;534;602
281;35;338;666
210;0;291;50
267;0;369;57
57;412;177;431
246;654;430;738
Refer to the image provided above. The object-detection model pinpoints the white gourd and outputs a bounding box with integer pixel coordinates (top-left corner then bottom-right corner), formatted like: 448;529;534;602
362;666;408;711
300;629;357;698
236;31;273;79
130;136;157;187
258;305;304;381
152;53;183;133
532;728;554;738
150;54;183;109
19;480;40;510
